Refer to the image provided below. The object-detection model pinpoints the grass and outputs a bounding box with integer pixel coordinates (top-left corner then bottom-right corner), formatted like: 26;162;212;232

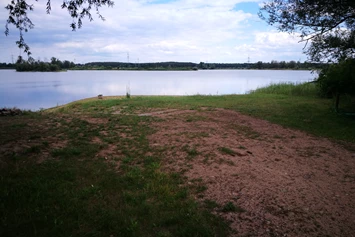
221;202;245;213
250;82;319;97
0;111;229;237
218;147;237;156
2;158;228;236
48;84;354;142
183;145;199;160
1;82;355;236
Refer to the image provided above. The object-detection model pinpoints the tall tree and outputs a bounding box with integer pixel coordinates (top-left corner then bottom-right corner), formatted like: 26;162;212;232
5;0;114;56
259;0;355;62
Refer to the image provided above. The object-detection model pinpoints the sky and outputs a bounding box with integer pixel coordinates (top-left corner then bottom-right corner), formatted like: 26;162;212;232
0;0;308;64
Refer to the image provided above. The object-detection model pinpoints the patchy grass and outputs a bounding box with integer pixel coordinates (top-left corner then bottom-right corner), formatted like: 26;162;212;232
183;145;199;160
108;94;354;143
218;147;237;156
221;202;245;213
47;91;355;144
0;111;229;237
204;199;220;210
1;86;355;236
185;115;208;122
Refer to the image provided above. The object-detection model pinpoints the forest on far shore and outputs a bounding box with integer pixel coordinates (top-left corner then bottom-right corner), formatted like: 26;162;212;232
0;58;325;71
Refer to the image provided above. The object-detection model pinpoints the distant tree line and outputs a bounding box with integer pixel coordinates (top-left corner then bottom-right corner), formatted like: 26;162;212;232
77;61;198;70
0;59;325;71
201;61;324;70
15;57;75;72
77;60;324;70
251;60;324;70
0;62;15;69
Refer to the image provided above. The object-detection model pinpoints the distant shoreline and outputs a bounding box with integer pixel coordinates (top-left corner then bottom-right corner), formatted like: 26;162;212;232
0;68;317;72
1;60;326;72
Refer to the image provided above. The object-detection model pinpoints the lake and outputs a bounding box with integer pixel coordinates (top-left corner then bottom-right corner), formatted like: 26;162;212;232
0;69;316;111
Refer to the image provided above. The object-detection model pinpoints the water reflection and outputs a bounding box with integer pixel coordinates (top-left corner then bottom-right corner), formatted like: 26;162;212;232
0;69;315;111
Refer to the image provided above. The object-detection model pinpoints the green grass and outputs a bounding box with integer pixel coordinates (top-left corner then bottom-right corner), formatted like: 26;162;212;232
183;145;199;160
218;147;237;156
221;202;245;213
2;158;228;237
250;82;319;97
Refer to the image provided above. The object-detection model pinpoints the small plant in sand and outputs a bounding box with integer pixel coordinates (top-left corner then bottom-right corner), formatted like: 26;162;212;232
126;84;131;99
221;202;245;213
218;147;237;156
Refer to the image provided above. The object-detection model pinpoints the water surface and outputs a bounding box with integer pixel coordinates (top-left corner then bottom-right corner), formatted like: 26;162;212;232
0;70;315;111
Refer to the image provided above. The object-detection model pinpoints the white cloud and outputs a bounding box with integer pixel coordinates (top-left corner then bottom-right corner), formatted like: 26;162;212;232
0;0;306;63
234;31;306;62
255;31;300;47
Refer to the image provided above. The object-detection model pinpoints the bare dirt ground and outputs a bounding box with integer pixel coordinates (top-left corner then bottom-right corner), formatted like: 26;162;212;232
147;108;355;237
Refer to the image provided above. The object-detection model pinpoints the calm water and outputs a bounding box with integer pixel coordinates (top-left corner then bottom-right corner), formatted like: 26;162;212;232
0;69;315;111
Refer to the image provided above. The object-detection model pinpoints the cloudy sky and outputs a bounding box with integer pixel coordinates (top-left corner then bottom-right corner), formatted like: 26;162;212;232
0;0;308;64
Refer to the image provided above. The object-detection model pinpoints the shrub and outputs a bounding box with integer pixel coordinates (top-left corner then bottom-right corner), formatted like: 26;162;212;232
317;59;355;112
318;59;355;97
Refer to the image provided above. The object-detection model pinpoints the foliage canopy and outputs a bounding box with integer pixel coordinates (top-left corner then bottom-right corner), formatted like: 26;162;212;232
317;59;355;96
259;0;355;63
5;0;114;56
260;1;355;112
